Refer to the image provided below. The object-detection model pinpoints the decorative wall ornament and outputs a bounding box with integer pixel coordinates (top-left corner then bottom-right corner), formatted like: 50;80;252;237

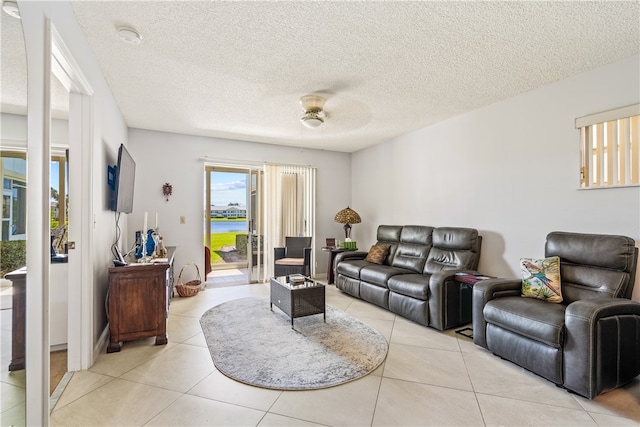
162;183;173;201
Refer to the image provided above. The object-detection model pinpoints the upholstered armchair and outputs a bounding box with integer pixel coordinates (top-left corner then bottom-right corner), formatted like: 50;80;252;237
473;231;639;399
274;237;312;277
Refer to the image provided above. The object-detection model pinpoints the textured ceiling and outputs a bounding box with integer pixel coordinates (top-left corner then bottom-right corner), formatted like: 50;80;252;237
3;2;640;153
1;8;27;118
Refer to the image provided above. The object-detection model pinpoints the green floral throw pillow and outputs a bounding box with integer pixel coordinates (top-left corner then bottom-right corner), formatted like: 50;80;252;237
520;256;563;303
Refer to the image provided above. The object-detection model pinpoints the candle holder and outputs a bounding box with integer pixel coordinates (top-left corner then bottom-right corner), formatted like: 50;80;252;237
138;232;149;263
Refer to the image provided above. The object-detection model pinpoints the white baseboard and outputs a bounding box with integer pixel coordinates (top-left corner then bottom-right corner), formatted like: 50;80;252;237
50;343;67;352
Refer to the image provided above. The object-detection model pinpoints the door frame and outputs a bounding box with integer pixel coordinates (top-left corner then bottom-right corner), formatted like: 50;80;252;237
51;22;95;372
23;15;95;424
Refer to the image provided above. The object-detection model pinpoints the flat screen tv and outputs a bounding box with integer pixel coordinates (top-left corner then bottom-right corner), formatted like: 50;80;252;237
110;143;136;214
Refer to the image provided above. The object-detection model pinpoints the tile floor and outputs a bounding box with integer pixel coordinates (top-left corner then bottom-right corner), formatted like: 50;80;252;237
3;274;640;426
205;268;252;287
1;279;26;426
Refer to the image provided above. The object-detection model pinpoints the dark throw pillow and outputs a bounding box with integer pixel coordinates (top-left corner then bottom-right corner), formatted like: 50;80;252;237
366;244;391;265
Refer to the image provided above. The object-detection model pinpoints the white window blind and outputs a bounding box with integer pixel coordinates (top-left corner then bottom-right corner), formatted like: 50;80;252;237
264;164;316;280
576;104;639;188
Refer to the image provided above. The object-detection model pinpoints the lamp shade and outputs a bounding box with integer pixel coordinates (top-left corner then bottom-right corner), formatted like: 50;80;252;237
334;207;361;240
334;207;361;225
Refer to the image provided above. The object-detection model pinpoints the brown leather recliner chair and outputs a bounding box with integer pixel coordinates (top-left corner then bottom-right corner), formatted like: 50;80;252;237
473;231;639;399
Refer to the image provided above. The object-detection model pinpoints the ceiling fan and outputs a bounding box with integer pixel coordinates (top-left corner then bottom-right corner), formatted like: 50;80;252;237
299;95;327;128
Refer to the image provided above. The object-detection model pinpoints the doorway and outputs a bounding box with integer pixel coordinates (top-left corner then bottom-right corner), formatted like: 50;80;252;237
204;166;263;284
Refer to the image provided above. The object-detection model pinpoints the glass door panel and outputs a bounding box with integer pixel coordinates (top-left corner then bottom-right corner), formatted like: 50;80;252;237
205;167;250;271
247;169;263;283
204;166;264;283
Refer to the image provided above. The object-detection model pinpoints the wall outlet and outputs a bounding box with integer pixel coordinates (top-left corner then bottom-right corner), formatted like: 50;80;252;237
180;216;186;224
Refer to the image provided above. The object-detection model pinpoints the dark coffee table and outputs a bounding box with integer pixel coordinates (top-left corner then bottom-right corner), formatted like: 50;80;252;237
270;276;325;328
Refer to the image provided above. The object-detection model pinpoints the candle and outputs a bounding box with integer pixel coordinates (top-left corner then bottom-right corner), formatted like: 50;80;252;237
155;212;158;230
143;211;148;232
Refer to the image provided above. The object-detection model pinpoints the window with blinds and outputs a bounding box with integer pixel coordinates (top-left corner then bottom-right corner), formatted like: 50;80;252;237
576;104;639;188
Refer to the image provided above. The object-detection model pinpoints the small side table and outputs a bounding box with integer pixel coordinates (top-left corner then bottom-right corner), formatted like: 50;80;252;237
454;271;495;339
321;247;357;284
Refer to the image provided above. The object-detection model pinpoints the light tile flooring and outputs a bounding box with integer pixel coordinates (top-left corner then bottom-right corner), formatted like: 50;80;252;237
3;275;640;426
205;268;251;287
1;280;26;427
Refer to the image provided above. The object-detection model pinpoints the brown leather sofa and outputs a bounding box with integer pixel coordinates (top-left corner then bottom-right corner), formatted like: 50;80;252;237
335;225;482;330
473;231;640;398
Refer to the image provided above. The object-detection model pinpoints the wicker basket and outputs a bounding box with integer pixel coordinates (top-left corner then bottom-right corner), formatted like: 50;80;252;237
175;263;202;297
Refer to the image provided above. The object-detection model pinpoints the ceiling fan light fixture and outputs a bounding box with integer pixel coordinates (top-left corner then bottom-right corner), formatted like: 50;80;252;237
300;94;326;128
117;26;142;45
2;1;20;19
301;111;325;128
300;95;325;112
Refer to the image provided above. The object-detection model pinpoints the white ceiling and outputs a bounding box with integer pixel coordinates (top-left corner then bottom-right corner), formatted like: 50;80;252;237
3;1;640;153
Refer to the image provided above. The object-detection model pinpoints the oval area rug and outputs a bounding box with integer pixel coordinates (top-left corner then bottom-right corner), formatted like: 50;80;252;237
200;297;388;390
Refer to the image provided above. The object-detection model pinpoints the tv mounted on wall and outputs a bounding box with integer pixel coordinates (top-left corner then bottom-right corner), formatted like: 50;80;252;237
109;143;136;214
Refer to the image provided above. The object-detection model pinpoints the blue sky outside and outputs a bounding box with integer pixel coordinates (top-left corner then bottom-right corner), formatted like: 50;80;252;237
50;161;63;201
210;171;247;206
52;162;59;187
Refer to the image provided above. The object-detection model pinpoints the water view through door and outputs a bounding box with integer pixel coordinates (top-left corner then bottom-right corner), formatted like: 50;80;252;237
205;166;263;283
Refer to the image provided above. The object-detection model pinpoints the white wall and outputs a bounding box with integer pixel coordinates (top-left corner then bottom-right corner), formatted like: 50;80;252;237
127;129;352;279
1;113;27;143
1;115;68;150
352;54;640;301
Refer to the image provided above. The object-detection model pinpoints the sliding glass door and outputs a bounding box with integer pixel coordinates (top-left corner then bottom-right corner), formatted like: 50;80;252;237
205;163;317;282
204;166;263;283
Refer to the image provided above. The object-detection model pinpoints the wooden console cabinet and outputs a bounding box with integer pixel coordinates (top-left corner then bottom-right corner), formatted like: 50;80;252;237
107;247;175;353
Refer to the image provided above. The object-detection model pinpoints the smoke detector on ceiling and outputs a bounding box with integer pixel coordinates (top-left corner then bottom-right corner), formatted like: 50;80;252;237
2;1;20;19
117;26;142;45
300;95;327;128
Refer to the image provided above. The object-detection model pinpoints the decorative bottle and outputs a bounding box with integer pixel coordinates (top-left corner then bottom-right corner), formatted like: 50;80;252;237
157;236;167;257
134;230;144;259
145;229;156;256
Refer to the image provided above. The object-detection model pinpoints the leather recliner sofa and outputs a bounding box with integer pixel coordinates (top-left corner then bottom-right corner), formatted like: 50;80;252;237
335;225;482;330
473;231;640;398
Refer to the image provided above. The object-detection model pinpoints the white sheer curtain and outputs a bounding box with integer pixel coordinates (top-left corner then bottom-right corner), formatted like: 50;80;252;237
264;164;316;280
